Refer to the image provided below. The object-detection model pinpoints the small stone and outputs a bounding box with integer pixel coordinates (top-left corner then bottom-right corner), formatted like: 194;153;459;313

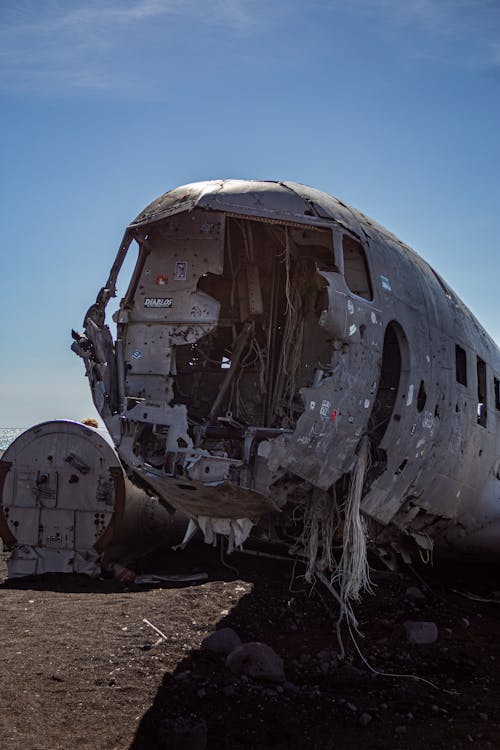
197;688;207;698
359;712;372;726
223;685;236;697
479;713;489;721
395;725;407;736
201;627;242;656
226;642;286;683
403;620;438;645
346;703;357;713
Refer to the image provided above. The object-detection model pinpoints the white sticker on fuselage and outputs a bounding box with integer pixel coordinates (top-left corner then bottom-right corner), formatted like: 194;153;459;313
406;384;414;406
380;275;392;292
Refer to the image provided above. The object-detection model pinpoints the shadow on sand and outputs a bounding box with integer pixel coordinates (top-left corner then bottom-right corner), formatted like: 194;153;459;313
127;549;356;750
127;552;500;750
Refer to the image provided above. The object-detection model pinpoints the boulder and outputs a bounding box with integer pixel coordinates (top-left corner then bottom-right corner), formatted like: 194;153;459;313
200;627;241;656
225;642;286;683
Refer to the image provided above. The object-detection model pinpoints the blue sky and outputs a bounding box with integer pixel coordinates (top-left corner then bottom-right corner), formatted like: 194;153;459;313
1;0;499;426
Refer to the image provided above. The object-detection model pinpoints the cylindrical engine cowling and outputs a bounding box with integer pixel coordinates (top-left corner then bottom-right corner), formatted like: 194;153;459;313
0;420;188;578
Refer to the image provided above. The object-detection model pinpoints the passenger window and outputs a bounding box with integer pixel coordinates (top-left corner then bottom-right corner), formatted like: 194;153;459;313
477;357;487;427
494;377;500;411
455;345;467;386
342;235;373;300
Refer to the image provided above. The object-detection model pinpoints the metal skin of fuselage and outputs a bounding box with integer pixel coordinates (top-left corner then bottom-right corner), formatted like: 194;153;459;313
72;180;500;564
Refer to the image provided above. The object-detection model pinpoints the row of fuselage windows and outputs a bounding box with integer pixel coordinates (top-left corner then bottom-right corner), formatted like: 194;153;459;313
455;344;500;427
341;238;500;427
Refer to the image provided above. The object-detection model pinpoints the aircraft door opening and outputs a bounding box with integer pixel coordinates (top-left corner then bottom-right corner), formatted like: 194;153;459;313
369;322;407;448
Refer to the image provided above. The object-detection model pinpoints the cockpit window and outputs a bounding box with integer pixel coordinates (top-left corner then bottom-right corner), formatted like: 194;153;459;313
342;234;373;300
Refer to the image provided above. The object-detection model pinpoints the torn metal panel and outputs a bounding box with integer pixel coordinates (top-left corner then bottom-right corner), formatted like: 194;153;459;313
72;179;500;574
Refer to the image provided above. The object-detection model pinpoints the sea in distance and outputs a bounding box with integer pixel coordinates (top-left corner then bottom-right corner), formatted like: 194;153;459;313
0;428;26;451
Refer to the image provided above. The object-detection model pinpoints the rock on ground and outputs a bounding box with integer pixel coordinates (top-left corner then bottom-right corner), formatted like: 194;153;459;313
225;641;286;683
403;620;439;644
200;627;241;655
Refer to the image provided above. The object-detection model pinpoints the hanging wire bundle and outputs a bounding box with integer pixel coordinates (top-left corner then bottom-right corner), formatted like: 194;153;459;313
331;435;373;602
296;436;373;651
299;487;342;583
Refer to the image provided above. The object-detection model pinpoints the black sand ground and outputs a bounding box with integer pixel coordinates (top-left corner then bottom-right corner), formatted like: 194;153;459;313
1;543;499;749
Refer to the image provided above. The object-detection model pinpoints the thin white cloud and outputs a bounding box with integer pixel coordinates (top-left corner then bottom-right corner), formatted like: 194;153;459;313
1;0;499;95
1;0;258;33
0;0;261;93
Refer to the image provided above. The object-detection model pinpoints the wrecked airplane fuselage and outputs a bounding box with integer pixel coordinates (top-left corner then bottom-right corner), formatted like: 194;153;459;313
73;180;500;570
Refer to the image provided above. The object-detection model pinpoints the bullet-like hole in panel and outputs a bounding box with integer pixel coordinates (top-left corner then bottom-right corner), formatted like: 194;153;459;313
417;381;426;412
